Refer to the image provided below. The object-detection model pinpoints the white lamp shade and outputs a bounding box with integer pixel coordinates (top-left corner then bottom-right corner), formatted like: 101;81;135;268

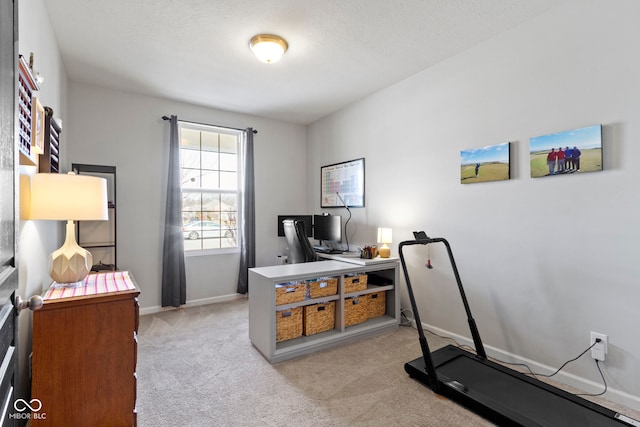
30;173;108;221
249;34;288;64
377;227;392;244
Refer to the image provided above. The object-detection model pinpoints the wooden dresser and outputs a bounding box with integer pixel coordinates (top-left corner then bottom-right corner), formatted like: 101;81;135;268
31;272;140;426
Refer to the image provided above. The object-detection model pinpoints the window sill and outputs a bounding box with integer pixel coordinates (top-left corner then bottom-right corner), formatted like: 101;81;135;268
185;248;240;257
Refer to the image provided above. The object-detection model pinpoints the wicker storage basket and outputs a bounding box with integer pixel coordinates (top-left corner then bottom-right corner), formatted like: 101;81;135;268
306;277;338;299
344;296;368;326
344;273;367;293
275;281;306;305
276;307;303;342
366;291;386;319
303;301;336;336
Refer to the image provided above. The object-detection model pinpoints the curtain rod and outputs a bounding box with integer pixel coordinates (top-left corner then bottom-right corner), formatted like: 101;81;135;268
162;116;257;134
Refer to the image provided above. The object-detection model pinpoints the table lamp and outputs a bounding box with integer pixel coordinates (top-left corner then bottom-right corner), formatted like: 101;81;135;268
29;172;108;287
377;227;392;258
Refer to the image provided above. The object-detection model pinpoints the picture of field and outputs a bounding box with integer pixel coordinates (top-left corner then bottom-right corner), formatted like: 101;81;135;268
529;124;602;178
460;142;510;184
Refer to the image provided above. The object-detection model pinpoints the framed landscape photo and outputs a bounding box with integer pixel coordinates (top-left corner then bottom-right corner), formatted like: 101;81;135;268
529;124;603;178
460;142;511;184
321;158;365;208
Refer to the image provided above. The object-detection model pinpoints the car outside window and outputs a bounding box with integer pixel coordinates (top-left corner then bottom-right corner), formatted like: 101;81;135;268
179;123;241;253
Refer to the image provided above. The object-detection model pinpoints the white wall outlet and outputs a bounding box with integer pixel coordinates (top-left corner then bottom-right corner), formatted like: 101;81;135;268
590;332;608;361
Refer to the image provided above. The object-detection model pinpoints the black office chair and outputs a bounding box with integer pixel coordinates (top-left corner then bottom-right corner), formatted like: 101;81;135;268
283;219;318;264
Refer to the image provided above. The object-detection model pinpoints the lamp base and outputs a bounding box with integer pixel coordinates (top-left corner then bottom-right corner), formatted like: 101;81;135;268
49;221;93;285
379;245;391;258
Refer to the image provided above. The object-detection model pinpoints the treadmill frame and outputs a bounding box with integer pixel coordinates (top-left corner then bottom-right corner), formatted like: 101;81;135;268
399;234;634;427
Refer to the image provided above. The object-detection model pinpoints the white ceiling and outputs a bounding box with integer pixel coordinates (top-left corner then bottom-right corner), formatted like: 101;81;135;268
41;0;563;125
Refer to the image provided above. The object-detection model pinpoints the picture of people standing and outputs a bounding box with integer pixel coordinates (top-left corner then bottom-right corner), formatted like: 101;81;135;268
547;148;557;175
529;124;602;178
571;146;582;171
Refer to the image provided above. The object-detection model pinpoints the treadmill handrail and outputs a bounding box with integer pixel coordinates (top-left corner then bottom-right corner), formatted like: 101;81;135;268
398;234;487;392
398;238;440;392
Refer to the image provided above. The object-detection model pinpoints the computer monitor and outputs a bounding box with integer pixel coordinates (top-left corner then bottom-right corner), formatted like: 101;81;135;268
277;215;313;237
313;214;341;242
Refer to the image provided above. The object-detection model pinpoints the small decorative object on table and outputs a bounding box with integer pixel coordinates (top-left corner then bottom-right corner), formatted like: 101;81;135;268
359;245;378;259
377;227;392;258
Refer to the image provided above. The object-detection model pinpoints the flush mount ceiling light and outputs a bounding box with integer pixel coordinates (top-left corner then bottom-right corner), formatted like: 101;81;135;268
249;34;288;64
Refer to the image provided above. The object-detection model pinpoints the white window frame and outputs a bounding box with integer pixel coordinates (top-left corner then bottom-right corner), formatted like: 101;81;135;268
179;122;242;256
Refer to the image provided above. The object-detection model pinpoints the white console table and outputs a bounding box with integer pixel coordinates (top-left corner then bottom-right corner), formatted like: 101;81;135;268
249;259;400;363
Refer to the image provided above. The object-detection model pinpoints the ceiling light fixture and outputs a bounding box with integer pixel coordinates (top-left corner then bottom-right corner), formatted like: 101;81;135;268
249;34;288;64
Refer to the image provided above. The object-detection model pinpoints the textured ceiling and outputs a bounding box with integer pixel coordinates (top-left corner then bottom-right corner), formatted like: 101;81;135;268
41;0;563;124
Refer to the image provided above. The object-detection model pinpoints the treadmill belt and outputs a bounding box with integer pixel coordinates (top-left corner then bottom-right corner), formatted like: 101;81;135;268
437;354;624;426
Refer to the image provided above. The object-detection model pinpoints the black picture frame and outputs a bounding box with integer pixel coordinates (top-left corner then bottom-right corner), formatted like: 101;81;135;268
320;158;365;208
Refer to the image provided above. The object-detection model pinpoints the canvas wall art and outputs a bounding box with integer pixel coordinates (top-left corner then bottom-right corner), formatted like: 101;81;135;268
460;142;511;184
529;124;602;178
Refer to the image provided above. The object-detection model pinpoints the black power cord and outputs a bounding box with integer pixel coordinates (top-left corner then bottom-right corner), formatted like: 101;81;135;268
533;340;598;378
335;193;351;252
527;339;608;397
420;328;608;398
576;359;608;397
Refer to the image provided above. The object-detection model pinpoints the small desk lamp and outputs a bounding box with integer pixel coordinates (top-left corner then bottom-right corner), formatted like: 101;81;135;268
29;172;108;287
377;227;392;258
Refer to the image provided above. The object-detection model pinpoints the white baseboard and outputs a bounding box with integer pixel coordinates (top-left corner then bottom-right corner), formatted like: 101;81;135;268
139;293;246;316
419;322;640;414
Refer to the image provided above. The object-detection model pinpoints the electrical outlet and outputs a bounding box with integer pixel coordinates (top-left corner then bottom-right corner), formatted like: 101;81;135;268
590;332;608;361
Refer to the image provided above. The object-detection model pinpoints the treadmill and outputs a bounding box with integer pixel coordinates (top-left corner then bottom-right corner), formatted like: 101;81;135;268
400;233;639;427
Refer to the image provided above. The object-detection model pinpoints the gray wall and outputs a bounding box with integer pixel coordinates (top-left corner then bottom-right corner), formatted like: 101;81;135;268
18;0;640;413
17;0;68;401
307;0;640;411
65;82;307;310
19;0;308;312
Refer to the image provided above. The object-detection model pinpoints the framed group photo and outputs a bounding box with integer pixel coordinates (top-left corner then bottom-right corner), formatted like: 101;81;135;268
529;124;603;178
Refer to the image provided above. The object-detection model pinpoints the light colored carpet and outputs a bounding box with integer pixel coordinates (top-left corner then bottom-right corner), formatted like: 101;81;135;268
136;299;492;426
135;299;637;426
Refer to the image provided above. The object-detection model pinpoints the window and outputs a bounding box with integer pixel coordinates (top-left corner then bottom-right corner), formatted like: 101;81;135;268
179;123;242;253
